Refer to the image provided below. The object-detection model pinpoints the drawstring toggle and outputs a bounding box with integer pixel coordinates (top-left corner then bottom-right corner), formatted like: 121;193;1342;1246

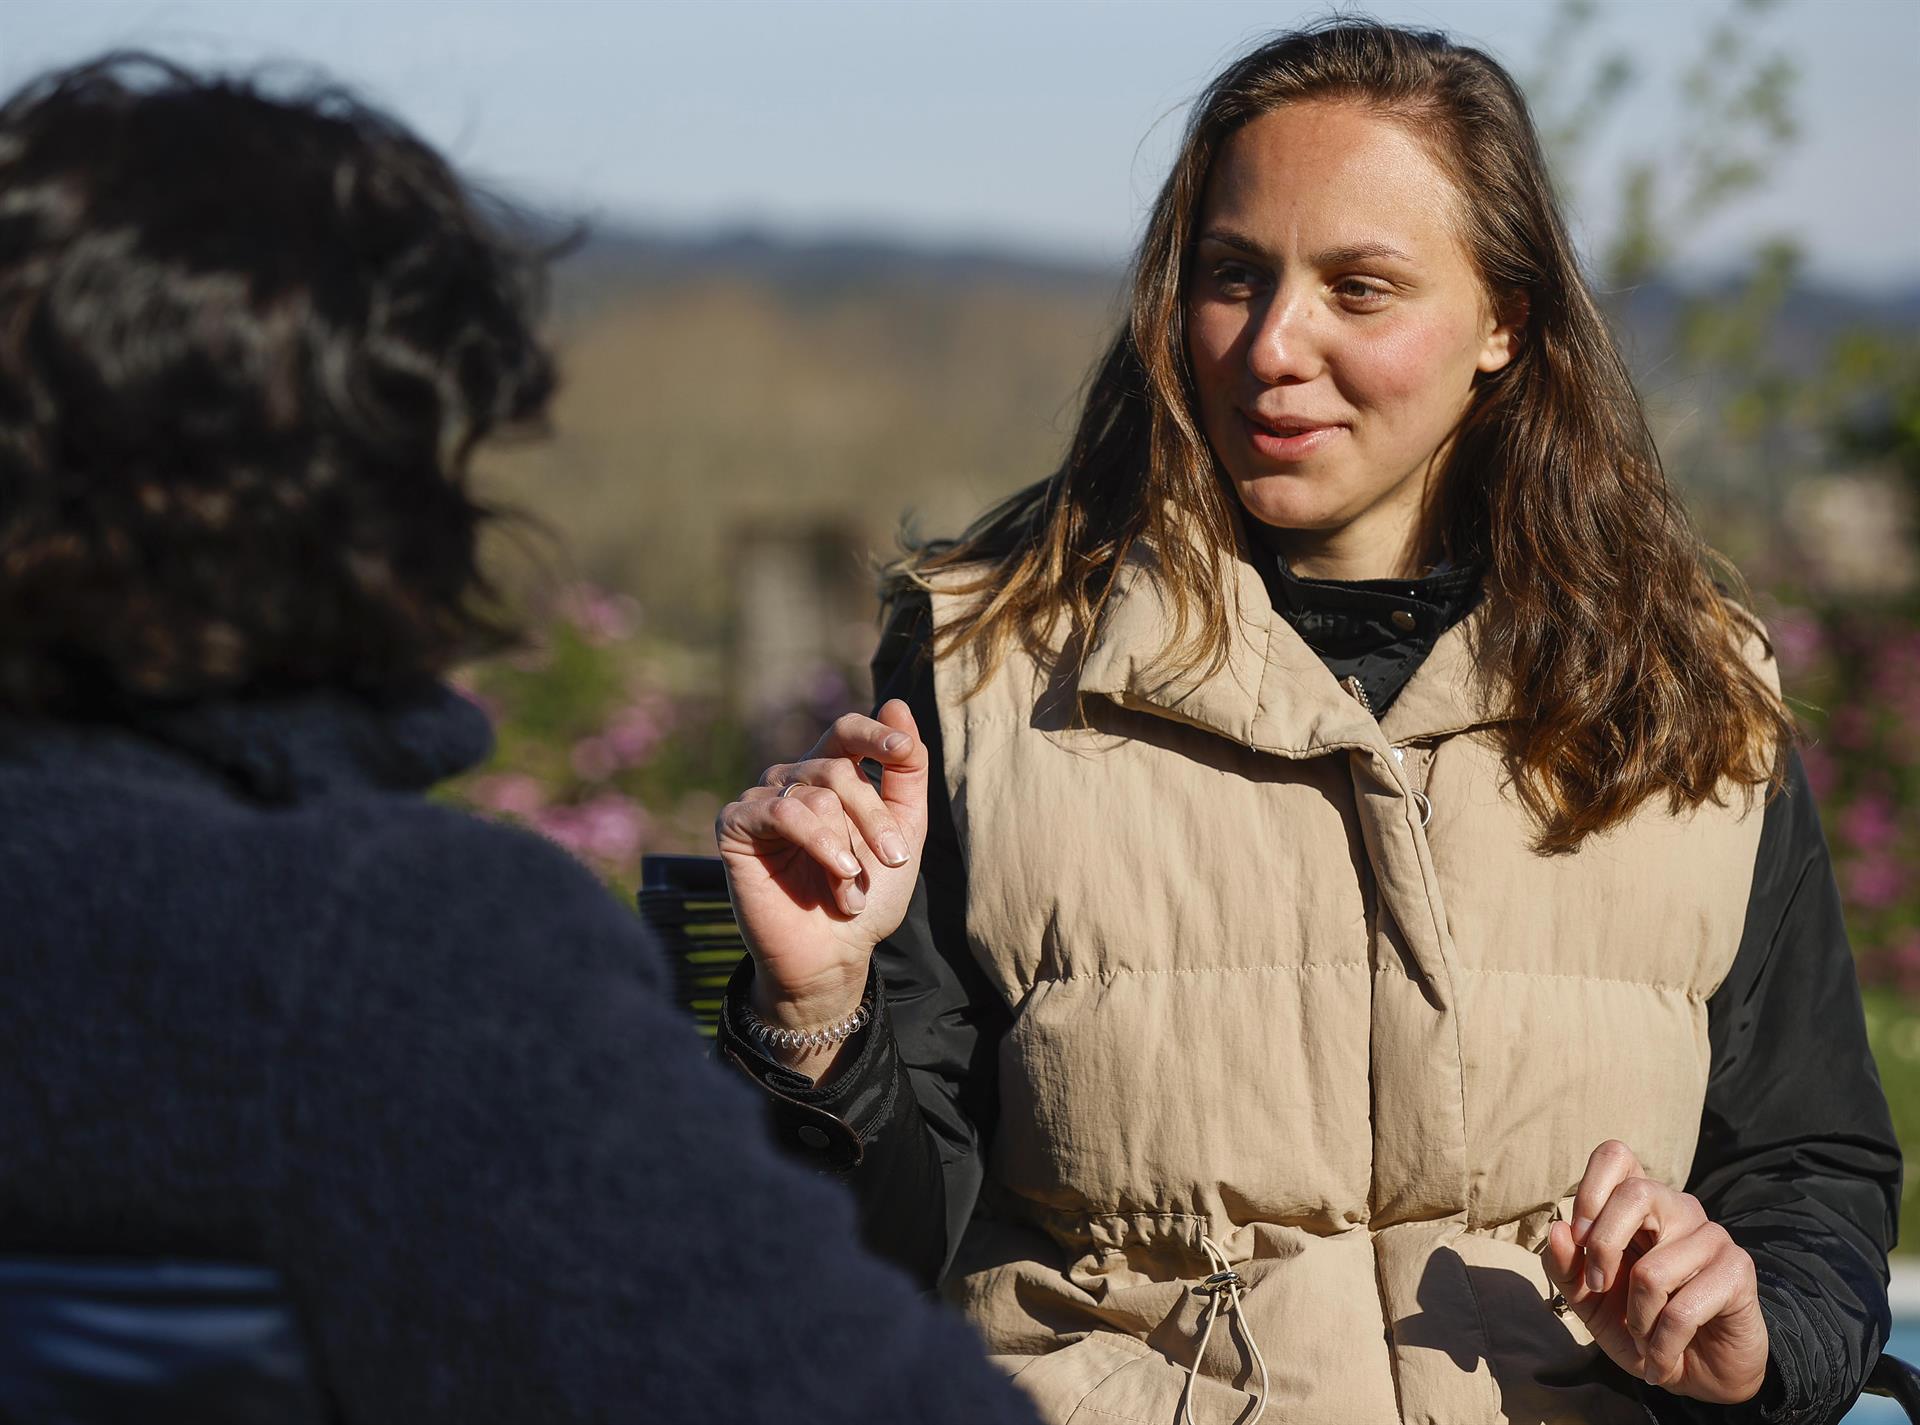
1177;1236;1269;1425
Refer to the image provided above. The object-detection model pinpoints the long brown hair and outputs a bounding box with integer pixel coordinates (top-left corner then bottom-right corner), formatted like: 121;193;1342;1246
892;19;1787;853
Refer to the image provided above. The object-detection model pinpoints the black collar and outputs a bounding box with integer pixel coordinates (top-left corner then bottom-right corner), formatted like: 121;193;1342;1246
1262;553;1484;716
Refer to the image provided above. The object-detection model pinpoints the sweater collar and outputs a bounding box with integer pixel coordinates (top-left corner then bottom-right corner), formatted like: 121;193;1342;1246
1075;542;1510;754
0;683;493;803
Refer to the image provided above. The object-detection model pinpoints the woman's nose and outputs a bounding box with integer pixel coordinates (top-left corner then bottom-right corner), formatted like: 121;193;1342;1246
1246;292;1323;386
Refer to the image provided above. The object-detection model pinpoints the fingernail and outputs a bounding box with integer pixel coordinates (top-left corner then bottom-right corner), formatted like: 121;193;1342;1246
879;832;909;866
881;733;909;754
833;851;860;877
1585;1262;1604;1293
1572;1217;1593;1245
845;884;866;913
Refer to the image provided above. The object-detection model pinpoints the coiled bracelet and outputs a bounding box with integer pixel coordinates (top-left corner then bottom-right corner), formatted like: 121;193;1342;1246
739;995;874;1054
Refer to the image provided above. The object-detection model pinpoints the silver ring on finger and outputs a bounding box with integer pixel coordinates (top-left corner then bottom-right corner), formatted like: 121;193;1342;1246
777;780;805;799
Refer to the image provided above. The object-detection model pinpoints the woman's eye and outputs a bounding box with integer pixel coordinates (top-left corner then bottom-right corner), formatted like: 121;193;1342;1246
1209;263;1263;296
1335;279;1390;307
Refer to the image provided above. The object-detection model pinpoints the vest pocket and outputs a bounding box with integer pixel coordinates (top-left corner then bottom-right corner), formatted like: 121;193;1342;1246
996;1331;1154;1422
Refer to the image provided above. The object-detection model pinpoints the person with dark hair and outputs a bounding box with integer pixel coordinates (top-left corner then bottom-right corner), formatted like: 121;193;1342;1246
0;55;1039;1425
716;19;1899;1425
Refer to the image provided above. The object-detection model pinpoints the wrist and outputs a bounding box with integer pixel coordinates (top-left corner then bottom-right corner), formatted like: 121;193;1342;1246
741;968;871;1082
739;990;872;1053
747;961;869;1030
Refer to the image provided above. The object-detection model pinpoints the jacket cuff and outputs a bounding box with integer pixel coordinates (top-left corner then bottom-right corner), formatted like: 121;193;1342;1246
715;956;902;1174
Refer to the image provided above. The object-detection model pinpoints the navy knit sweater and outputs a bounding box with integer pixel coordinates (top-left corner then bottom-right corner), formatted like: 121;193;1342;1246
0;685;1035;1424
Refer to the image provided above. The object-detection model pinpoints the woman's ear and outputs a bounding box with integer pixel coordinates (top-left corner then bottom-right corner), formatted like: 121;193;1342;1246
1477;291;1529;374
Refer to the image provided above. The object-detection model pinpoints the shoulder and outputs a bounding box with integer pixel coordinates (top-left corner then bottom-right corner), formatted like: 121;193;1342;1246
323;796;661;996
872;563;1003;703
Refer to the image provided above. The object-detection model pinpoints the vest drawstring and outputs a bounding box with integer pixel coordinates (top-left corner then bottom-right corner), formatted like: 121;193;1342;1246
1176;1235;1269;1425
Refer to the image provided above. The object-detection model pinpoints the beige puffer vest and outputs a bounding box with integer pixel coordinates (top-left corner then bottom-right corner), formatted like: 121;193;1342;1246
926;553;1771;1425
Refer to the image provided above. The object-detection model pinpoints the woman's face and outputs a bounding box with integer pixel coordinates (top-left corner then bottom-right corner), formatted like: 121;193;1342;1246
1186;101;1521;563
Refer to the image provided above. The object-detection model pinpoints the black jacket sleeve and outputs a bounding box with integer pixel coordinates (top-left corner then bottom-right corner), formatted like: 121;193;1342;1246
1642;746;1901;1425
717;593;1008;1288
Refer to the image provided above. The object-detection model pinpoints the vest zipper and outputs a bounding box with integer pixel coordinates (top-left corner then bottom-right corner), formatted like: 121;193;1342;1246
1344;676;1433;829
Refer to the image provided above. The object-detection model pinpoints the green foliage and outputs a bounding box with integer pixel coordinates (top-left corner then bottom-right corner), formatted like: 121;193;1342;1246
1526;0;1637;190
1823;330;1920;491
1674;238;1805;450
1774;598;1920;1252
438;586;755;895
1862;990;1920;1251
1770;597;1920;984
1530;0;1799;290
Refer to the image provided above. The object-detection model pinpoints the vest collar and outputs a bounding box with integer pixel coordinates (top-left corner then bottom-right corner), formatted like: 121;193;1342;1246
1075;544;1511;754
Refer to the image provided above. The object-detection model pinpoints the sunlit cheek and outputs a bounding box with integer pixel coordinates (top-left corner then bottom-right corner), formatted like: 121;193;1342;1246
1347;313;1484;420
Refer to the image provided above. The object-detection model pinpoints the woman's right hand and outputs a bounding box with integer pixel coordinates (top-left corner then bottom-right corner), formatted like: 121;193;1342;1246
715;698;929;1040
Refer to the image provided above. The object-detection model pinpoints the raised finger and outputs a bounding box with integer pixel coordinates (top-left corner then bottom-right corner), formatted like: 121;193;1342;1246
783;756;911;868
868;699;929;826
1572;1140;1643;1247
809;710;920;767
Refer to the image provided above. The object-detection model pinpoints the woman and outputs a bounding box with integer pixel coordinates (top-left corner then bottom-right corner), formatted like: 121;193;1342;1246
0;56;1040;1425
716;20;1899;1425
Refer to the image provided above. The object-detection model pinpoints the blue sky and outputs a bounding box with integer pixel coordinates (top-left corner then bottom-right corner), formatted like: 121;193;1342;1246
4;0;1917;286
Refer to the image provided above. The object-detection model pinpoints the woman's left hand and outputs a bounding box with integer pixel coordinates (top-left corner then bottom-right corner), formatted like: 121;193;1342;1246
1542;1140;1769;1404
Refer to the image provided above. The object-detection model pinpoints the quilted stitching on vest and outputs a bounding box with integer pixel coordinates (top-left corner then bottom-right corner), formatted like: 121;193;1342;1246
929;556;1769;1425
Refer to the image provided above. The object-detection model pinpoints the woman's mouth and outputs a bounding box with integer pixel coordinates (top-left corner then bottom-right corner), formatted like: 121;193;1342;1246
1241;411;1345;461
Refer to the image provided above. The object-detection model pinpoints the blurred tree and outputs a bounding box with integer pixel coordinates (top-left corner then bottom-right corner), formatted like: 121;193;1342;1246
1526;0;1798;292
1525;0;1920;564
1823;330;1920;523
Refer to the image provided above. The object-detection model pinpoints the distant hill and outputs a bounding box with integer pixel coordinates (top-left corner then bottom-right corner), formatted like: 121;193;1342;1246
562;224;1120;303
558;223;1920;360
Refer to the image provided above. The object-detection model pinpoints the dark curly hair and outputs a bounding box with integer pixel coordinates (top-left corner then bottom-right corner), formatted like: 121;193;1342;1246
0;54;556;713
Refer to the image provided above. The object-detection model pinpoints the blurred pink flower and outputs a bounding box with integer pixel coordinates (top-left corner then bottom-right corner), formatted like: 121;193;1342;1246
1838;794;1900;855
1846;855;1907;912
1830;706;1872;751
467;773;549;819
604;700;669;765
1799;741;1837;798
532;794;648;869
559;585;642;647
